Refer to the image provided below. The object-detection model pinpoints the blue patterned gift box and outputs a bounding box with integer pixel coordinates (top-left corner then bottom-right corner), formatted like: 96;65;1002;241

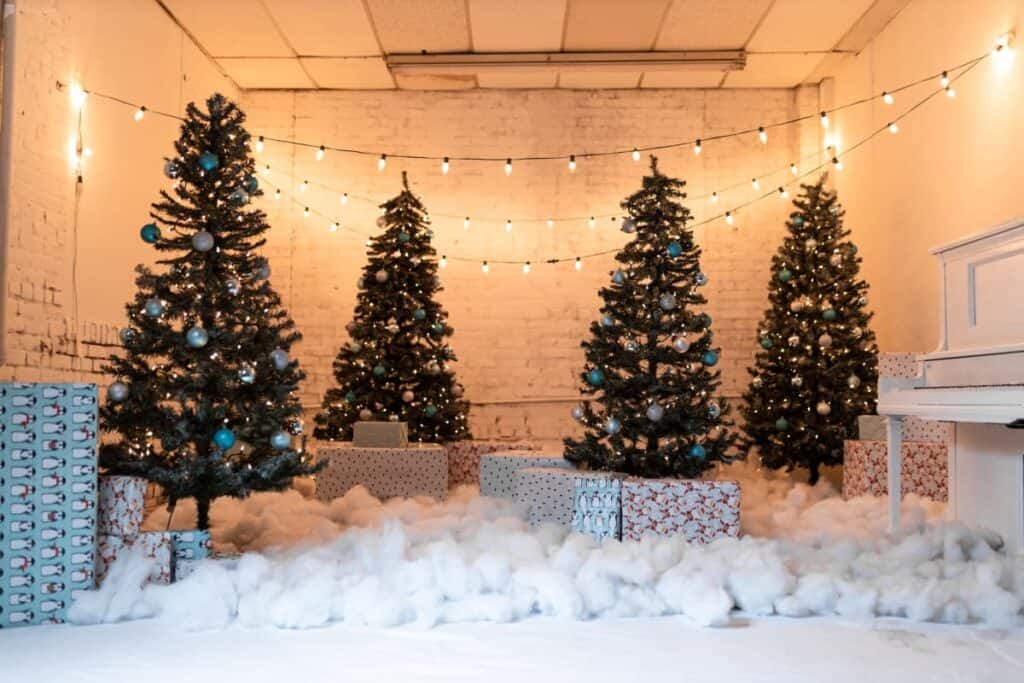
169;530;211;562
1;383;98;628
571;472;626;542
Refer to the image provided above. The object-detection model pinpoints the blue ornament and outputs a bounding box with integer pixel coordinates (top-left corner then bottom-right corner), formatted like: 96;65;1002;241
243;176;259;193
701;313;713;328
760;337;774;349
823;308;838;321
689;444;706;460
373;364;386;377
213;427;236;450
413;308;426;321
345;391;357;403
792;215;804;227
667;240;682;257
229;188;249;206
108;381;129;403
270;348;289;371
431;323;444;335
270;430;291;450
708;403;722;419
659;293;677;311
612;270;626;285
398;231;411;243
621;218;637;234
163;160;181;179
144;298;164;317
198;152;219;172
192;230;215;252
238;364;255;384
186;326;209;348
604;417;622;435
775;417;790;431
778;269;792;283
586;368;605;387
140;223;160;243
601;315;614;327
424;404;438;417
695;271;708;286
701;350;719;367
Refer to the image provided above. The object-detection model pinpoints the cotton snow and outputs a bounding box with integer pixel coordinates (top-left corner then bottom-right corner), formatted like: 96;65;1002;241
70;462;1024;631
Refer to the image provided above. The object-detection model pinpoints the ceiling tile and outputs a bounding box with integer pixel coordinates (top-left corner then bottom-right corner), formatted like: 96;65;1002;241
217;58;316;89
559;72;641;89
477;72;558;88
563;0;671;51
366;0;471;53
721;53;824;87
263;0;380;56
655;0;772;49
300;58;394;89
162;0;292;57
641;71;724;88
469;0;567;52
746;0;876;52
393;72;477;90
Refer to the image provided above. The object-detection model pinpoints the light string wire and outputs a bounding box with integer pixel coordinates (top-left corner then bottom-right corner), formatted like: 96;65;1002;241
262;59;983;268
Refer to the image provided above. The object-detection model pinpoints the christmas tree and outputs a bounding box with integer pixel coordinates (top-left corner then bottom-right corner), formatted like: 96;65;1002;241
740;176;878;484
101;94;319;530
314;172;471;443
564;157;735;478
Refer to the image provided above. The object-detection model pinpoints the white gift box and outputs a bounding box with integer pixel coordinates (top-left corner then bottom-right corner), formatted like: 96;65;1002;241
479;450;574;498
314;442;448;501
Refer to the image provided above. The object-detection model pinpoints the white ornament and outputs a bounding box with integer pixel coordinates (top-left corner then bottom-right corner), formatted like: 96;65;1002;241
402;390;414;403
818;333;833;349
192;230;215;252
571;405;585;421
816;401;832;416
359;409;373;420
646;403;665;422
375;269;388;283
673;336;690;353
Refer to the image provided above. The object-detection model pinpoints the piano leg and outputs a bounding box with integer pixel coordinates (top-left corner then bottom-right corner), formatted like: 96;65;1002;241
885;415;904;533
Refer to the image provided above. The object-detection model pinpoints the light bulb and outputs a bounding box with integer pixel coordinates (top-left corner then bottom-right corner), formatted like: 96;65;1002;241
711;192;718;203
378;154;387;171
505;158;512;176
888;122;899;134
365;239;372;247
134;106;146;122
751;178;760;191
882;91;894;105
341;193;348;204
790;163;799;175
463;217;470;230
441;157;450;175
832;156;843;170
694;139;702;155
725;211;734;226
300;180;308;193
568;155;576;172
255;136;265;152
316;145;325;161
274;189;281;200
303;207;310;217
632;148;640;161
69;83;87;110
523;262;531;275
440;255;447;268
547;219;554;228
262;164;271;177
329;222;339;232
482;261;489;274
575;257;583;271
588;216;595;229
505;219;512;233
992;33;1014;66
778;187;789;199
758;126;767;144
940;71;949;88
945;86;956;98
820;111;829;128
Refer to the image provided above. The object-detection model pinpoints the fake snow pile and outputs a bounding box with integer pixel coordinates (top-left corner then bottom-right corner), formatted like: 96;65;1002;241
70;463;1024;630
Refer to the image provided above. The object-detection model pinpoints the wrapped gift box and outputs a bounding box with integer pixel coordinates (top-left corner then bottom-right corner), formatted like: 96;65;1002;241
96;531;173;586
169;530;211;561
314;443;447;501
842;440;948;501
1;382;98;628
479;450;574;499
98;475;146;537
621;478;741;544
572;472;626;542
445;440;537;488
513;467;576;528
352;421;408;448
857;415;951;443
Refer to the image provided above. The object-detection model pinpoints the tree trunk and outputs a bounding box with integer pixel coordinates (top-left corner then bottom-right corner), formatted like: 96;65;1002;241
807;463;820;486
196;497;211;531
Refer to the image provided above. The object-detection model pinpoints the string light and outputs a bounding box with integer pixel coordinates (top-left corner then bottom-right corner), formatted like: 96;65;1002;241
482;261;489;274
523;261;531;274
255;136;265;152
505;158;512;176
329;222;339;232
588;216;595;229
547;219;554;228
820;111;830;129
316;145;325;161
778;187;789;199
694;139;702;155
832;156;843;170
575;257;583;271
341;193;349;204
751;178;760;191
440;255;447;268
505;219;512;233
725;211;734;226
790;163;799;175
300;180;308;192
945;85;956;98
133;106;146;122
274;189;281;200
632;148;640;161
888;122;899;134
442;156;450;175
262;164;271;177
882;91;894;105
940;71;950;88
463;217;471;230
758;126;768;144
711;192;718;203
377;154;387;171
568;155;577;173
69;83;87;110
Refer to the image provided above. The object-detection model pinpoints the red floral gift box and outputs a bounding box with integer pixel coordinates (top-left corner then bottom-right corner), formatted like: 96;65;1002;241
621;478;741;544
843;440;948;501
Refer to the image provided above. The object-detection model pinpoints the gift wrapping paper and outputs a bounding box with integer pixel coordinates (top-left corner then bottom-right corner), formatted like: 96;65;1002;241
842;440;948;501
479;450;574;499
314;443;447;501
96;531;173;586
169;530;211;561
445;440;537;488
98;475;146;538
572;471;627;542
352;421;408;448
1;382;98;628
513;467;576;529
621;478;741;544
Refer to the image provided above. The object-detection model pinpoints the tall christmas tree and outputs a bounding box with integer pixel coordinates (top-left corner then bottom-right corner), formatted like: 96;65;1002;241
740;176;878;484
564;157;735;478
314;173;470;443
101;94;319;530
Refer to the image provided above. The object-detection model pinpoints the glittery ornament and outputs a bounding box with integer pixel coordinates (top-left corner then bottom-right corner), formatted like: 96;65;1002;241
673;336;690;353
646;403;665;422
108;382;129;403
571;405;584;421
818;333;833;348
847;374;862;389
816;401;832;416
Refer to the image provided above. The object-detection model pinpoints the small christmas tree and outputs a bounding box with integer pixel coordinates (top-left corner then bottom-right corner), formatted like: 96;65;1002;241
314;173;471;443
740;176;878;484
101;94;319;530
564;157;735;478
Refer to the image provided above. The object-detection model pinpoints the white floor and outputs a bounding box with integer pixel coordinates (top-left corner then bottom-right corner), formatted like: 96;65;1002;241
2;615;1022;682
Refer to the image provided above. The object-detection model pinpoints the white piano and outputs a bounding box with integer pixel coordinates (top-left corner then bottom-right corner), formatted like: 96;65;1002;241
878;217;1024;552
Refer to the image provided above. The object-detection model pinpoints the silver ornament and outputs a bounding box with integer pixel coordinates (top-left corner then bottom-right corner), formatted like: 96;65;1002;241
388;414;399;422
270;348;289;371
348;340;362;353
708;402;721;418
270;430;291;450
858;296;869;307
163;159;181;179
818;333;833;349
359;409;373;421
375;269;388;283
119;327;137;345
255;261;271;280
357;277;365;289
144;298;164;317
829;253;843;267
604;416;622;435
108;381;129;403
185;326;209;348
816;401;832;416
621;218;636;234
571;405;584;421
673;336;691;353
238;364;256;384
402;390;414;403
791;375;804;387
852;326;863;339
427;361;441;375
452;384;463;397
659;293;677;311
804;238;818;251
752;377;763;389
695;271;708;286
847;374;862;389
376;216;386;228
410;256;422;266
346;321;357;334
192;230;215;252
601;315;614;327
624;339;639;353
788;334;800;347
226;279;241;296
646;403;665;422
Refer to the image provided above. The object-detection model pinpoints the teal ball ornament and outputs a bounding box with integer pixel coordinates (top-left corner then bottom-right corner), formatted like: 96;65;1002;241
140;223;160;243
701;350;719;367
778;268;792;283
108;381;129;403
186;326;209;348
119;327;137;345
431;323;444;335
270;348;289;371
695;271;708;286
243;175;259;193
792;215;804;227
586;368;605;387
621;218;636;234
689;443;706;460
667;240;682;258
373;364;386;377
775;417;790;431
238;364;255;384
708;403;722;419
424;404;438;417
604;417;622;435
345;390;357;403
612;269;626;285
144;298;164;317
213;427;236;450
823;308;837;321
701;313;713;328
197;152;219;172
601;314;614;328
192;230;215;252
270;430;291;450
254;259;272;280
760;337;773;349
398;231;411;243
413;308;426;321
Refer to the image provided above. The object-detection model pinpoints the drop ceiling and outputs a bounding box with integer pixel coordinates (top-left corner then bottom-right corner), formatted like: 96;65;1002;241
159;0;911;90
